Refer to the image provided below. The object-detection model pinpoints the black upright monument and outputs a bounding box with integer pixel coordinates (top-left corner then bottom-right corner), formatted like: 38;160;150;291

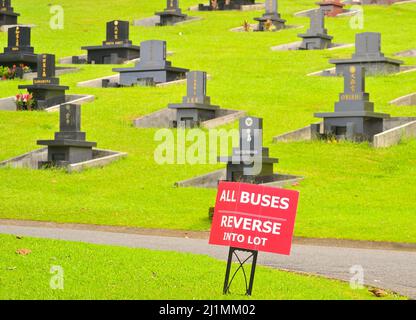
113;40;189;86
155;0;187;26
168;71;219;127
314;65;390;141
18;54;69;109
0;26;37;69
254;0;286;31
81;20;141;64
37;104;97;168
298;9;333;50
0;0;20;26
330;32;403;75
219;117;279;183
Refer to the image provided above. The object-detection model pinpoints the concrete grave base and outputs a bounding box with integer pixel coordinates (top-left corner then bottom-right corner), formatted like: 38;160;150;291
230;24;301;33
395;49;416;57
0;94;95;112
133;107;246;129
0;148;127;173
272;117;416;148
175;169;303;189
0;24;35;32
308;65;416;77
271;42;353;51
132;16;202;27
189;3;265;11
390;93;416;106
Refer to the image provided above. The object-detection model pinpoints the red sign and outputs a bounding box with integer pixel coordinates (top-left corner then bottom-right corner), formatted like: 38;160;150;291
209;182;300;255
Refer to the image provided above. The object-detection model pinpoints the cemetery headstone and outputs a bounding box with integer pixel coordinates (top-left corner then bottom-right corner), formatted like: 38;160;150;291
113;40;189;86
0;26;37;69
218;117;279;183
298;9;333;50
81;20;141;64
168;71;220;127
330;32;403;75
18;54;69;109
199;0;255;11
314;65;390;141
316;0;345;17
37;104;97;168
155;0;187;26
0;0;20;26
254;0;286;31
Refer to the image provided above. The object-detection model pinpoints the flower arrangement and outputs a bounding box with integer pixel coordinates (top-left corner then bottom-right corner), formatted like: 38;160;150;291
15;92;35;111
264;19;276;32
242;20;252;32
0;64;32;80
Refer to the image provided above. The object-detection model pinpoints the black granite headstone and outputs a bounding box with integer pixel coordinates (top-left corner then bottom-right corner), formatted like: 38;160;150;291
37;104;97;167
4;26;33;54
219;117;279;183
0;0;20;26
104;20;131;45
155;0;187;26
113;40;189;86
314;65;390;141
81;20;140;64
330;32;403;75
298;9;333;50
18;54;69;109
168;71;219;127
254;0;286;31
0;26;37;69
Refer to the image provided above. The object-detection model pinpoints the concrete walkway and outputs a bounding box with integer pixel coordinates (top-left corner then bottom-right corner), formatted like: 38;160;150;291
0;223;415;299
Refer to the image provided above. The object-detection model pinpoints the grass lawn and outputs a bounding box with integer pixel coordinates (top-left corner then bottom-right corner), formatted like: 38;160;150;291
0;234;404;300
0;0;415;243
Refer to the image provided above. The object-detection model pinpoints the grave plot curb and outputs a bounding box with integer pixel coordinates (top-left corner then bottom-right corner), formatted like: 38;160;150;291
0;148;127;173
133;108;246;129
21;66;79;80
273;123;321;143
395;49;416;57
0;24;35;32
271;42;353;51
390;93;416;106
373;121;416;148
0;94;95;112
132;16;202;27
293;9;359;18
175;169;304;189
308;65;416;77
231;24;302;33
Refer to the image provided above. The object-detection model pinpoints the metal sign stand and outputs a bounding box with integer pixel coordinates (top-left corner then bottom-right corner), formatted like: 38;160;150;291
223;247;259;296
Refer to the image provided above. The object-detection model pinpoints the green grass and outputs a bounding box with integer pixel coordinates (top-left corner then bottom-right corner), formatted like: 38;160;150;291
0;234;404;300
0;1;415;242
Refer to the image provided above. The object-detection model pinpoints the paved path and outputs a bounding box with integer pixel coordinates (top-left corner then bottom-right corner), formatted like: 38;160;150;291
0;224;415;299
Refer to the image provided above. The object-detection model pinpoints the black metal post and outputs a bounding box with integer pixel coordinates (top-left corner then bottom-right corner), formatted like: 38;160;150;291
223;247;259;296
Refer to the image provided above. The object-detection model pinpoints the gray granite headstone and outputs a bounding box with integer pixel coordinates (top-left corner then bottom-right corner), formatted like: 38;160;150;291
314;65;390;141
37;104;97;166
184;71;209;104
352;32;384;60
136;40;167;69
298;9;332;50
